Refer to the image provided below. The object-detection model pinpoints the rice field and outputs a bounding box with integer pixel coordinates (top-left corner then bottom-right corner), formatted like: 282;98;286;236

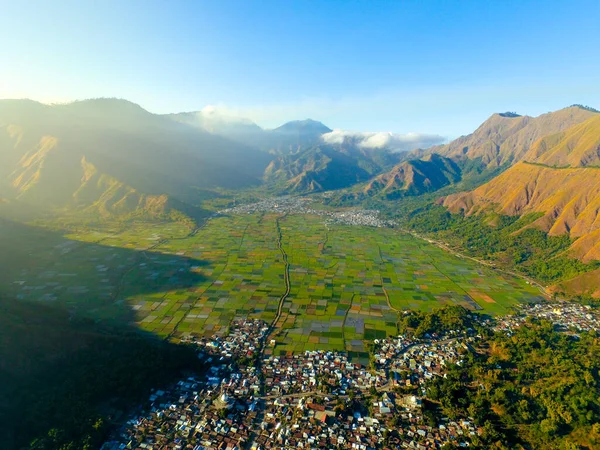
120;213;542;355
5;213;544;356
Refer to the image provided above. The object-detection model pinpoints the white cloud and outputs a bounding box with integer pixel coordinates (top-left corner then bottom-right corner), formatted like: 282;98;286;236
197;104;258;126
321;129;445;152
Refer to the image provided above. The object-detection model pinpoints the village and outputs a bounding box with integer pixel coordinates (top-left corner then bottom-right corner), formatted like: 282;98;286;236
102;319;480;450
220;196;394;228
492;302;600;335
102;302;600;450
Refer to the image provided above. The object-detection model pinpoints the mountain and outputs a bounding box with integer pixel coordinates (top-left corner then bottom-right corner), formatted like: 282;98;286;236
168;111;331;153
264;143;400;193
441;114;600;261
522;114;600;167
272;119;332;136
422;106;598;170
443;162;600;246
167;108;266;146
442;162;600;263
352;106;599;203
0;99;272;222
364;154;461;198
264;119;333;154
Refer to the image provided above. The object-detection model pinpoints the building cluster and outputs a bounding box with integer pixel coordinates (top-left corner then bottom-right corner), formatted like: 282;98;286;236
494;302;600;334
371;336;473;392
220;196;394;228
103;320;479;450
187;319;270;363
103;321;269;449
101;301;600;449
262;351;386;398
102;371;256;450
254;340;477;449
253;392;478;450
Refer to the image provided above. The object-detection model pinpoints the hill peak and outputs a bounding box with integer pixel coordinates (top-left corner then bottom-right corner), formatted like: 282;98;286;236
498;112;521;118
64;98;148;113
0;99;49;118
569;104;600;113
274;119;332;134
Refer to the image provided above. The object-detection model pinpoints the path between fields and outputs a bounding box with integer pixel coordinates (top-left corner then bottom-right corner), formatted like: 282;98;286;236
246;215;291;450
268;216;291;340
341;294;356;349
377;244;400;314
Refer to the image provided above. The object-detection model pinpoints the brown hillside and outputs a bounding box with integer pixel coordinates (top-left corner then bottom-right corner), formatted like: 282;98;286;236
524;115;600;167
425;106;597;168
364;154;460;197
569;228;600;262
425;113;529;166
442;163;600;259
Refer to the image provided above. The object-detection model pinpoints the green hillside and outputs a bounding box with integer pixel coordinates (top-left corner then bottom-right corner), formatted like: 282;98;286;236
0;296;203;449
0;219;206;449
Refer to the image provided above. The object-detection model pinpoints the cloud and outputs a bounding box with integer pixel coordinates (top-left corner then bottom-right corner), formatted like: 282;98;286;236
321;129;446;152
198;104;257;125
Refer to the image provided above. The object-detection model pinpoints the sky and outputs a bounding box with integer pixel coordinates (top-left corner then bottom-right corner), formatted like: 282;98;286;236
1;0;599;138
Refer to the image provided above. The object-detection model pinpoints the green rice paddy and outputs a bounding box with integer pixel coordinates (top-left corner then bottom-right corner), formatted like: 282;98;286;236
5;213;544;355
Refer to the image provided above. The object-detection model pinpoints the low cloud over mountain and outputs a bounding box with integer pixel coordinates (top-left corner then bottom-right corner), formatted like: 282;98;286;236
321;129;445;152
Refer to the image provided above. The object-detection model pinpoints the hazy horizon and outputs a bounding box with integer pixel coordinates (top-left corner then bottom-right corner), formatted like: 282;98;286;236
2;1;599;138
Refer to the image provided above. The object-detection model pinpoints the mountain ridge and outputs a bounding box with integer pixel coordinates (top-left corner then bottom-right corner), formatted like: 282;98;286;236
168;110;332;153
442;161;600;262
363;153;461;198
0;99;271;223
420;105;598;169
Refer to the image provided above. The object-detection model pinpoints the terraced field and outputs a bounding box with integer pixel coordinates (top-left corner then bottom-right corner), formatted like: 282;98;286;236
3;213;544;358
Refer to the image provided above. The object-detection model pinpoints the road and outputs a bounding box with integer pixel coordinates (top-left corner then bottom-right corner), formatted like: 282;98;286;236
245;215;291;450
267;216;291;341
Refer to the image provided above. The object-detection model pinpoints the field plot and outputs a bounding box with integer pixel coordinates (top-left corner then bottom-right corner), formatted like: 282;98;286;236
3;213;543;356
0;220;206;324
267;215;542;356
272;216;397;356
145;213;286;337
129;213;540;355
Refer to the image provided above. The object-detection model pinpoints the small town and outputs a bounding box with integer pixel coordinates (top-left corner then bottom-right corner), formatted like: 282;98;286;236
101;301;599;450
101;319;479;450
221;197;394;228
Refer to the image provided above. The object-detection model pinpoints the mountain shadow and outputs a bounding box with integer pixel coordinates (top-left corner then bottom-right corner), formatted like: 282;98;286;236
0;220;211;449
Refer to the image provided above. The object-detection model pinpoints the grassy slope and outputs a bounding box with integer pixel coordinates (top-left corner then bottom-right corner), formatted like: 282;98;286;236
423;106;597;168
442;163;600;261
524;114;600;167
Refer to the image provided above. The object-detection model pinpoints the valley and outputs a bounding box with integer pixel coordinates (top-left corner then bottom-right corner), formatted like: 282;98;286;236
3;201;542;358
2;100;599;449
4;3;600;448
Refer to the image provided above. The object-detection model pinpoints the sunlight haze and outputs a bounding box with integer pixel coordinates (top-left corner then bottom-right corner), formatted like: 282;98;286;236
1;0;599;137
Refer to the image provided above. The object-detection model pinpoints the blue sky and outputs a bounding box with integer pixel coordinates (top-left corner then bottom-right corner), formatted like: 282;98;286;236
1;0;599;138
